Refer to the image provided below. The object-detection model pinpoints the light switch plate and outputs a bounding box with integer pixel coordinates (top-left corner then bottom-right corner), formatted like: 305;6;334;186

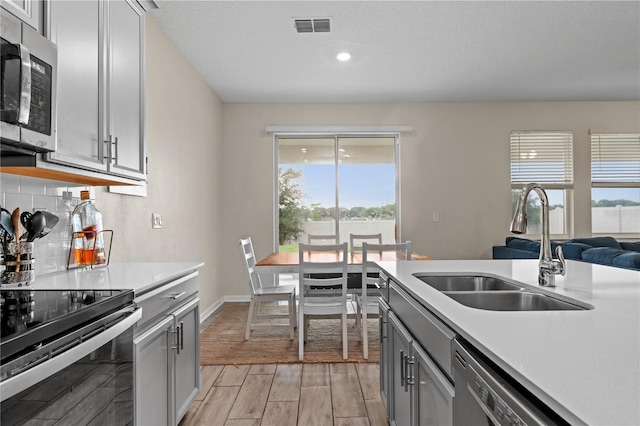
152;213;163;229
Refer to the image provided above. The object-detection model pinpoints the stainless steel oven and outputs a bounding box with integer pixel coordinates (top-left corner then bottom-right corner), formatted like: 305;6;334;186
1;11;57;152
1;289;141;426
452;339;567;426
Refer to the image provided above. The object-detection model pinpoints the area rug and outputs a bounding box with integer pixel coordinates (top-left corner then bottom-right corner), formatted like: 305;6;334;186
200;302;379;365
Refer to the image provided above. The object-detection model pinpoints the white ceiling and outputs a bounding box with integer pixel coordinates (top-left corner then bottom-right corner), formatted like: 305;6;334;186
150;1;640;103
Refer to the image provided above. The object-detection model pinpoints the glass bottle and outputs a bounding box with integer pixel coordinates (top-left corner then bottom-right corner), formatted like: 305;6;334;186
71;191;106;265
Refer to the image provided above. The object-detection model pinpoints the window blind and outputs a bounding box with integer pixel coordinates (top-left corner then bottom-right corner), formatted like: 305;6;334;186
510;131;573;186
591;133;640;184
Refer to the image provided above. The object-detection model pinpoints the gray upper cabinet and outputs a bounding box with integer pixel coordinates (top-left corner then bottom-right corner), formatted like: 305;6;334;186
105;0;145;180
46;0;147;181
0;0;43;34
48;0;107;173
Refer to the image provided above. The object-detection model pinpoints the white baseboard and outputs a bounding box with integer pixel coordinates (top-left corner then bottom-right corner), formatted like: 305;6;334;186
199;295;250;323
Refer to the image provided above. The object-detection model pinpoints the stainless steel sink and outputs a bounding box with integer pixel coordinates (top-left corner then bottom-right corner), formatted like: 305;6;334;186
413;274;523;291
413;273;593;311
444;291;590;311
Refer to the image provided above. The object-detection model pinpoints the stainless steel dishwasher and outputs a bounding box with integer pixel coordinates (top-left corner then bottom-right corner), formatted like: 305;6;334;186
452;339;568;426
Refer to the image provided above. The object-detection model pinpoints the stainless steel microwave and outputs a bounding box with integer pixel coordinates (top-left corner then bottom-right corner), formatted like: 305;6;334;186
1;12;57;152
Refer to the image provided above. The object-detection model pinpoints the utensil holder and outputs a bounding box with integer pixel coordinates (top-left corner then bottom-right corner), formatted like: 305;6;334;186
67;229;113;270
1;241;35;286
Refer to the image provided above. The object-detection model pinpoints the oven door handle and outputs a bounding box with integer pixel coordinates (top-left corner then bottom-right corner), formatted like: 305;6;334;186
0;306;142;402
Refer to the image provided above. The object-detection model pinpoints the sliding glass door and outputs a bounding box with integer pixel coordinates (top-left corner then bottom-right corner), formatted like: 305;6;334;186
276;134;398;251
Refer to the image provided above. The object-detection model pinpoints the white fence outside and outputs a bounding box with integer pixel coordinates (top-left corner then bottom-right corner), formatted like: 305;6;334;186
592;205;640;233
288;206;640;244
505;206;640;235
295;220;396;245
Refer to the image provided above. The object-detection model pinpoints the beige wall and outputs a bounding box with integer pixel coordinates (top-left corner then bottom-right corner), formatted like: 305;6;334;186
98;16;224;312
219;102;640;298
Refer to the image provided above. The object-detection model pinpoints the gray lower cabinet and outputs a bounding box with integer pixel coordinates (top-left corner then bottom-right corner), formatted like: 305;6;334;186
379;298;391;416
46;0;147;181
389;312;413;426
173;298;201;422
135;315;173;425
382;280;456;426
134;272;201;425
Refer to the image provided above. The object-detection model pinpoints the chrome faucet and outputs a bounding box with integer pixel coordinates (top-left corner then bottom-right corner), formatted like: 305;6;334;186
510;183;566;287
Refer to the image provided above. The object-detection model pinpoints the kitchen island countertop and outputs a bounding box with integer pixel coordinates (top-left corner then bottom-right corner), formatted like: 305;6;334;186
378;259;640;426
14;262;204;295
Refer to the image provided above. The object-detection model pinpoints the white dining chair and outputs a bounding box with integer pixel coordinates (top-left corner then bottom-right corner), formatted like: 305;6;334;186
356;241;412;359
240;237;297;340
298;242;349;360
349;233;382;253
307;234;339;245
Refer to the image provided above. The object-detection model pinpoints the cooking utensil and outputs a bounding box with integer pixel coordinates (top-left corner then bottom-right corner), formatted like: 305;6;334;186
11;208;20;271
38;211;59;239
20;211;32;230
0;207;14;238
19;211;32;241
26;212;46;242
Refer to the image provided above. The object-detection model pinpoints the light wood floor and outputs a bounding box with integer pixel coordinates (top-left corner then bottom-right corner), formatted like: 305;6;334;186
179;363;388;426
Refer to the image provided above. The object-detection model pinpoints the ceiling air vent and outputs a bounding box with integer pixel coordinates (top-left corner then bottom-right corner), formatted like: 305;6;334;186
294;18;332;33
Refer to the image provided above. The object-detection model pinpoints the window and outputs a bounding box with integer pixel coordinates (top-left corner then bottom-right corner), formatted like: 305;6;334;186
276;135;398;251
591;133;640;235
510;131;573;236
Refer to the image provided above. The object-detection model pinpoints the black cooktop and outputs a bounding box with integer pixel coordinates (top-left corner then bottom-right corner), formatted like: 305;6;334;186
0;289;134;362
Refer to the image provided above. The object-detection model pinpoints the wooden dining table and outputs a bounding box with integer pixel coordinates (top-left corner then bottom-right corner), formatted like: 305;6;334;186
255;250;431;274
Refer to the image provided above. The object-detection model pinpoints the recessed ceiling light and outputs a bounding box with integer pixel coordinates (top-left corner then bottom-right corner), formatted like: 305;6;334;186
337;52;351;62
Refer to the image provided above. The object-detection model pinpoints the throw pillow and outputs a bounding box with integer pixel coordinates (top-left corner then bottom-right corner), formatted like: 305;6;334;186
506;237;540;252
568;236;622;250
620;242;640;253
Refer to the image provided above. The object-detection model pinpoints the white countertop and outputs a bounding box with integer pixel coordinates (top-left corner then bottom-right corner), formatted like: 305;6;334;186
14;262;204;295
377;259;640;426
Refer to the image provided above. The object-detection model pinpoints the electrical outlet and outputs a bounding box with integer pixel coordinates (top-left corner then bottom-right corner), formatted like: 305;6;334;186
152;213;163;229
432;212;440;222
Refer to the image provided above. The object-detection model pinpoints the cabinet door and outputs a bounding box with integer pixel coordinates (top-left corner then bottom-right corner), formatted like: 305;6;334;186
106;0;146;180
47;0;108;173
412;343;454;426
389;312;414;426
134;315;173;426
379;298;391;416
1;0;42;33
173;298;201;424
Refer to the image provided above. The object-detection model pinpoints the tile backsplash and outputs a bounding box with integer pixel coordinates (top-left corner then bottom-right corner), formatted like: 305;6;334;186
1;173;94;276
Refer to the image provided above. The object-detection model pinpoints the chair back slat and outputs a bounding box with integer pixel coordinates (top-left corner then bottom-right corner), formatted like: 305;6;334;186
350;233;382;253
299;242;348;298
240;237;262;293
307;234;339;245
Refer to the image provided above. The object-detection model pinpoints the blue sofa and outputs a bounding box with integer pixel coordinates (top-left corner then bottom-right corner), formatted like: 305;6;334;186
493;236;640;271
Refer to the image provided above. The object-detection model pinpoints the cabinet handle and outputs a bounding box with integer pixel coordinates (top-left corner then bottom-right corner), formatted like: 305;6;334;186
399;350;405;387
113;136;119;164
172;327;179;354
403;353;409;392
406;355;415;388
168;292;187;300
104;135;116;163
177;324;183;355
180;321;184;351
